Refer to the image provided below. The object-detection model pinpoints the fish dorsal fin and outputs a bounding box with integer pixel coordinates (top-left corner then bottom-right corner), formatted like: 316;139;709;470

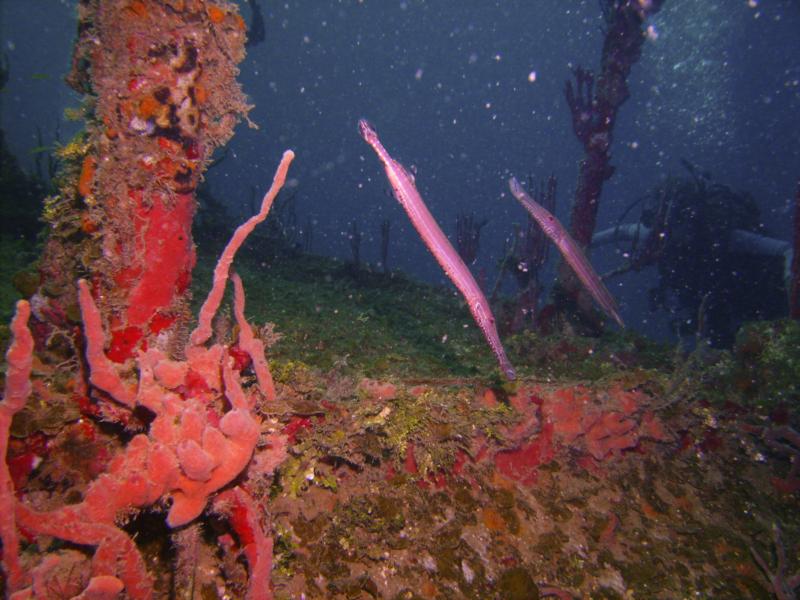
394;160;416;184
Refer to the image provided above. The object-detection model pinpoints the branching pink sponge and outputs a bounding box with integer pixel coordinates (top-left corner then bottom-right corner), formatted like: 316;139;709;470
0;151;294;600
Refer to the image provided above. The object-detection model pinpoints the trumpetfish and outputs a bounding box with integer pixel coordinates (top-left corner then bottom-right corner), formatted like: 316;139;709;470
359;119;516;380
508;176;624;328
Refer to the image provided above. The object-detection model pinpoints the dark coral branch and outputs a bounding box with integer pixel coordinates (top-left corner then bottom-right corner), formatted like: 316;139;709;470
554;0;663;329
564;0;663;249
455;212;488;266
565;68;599;148
790;180;800;319
508;175;557;332
750;524;800;600
380;218;392;273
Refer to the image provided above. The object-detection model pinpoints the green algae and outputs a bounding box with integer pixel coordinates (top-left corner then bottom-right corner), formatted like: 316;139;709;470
588;588;623;600
729;319;800;404
533;529;569;557
190;248;674;382
496;567;539;600
0;236;39;324
191;250;502;379
616;551;670;592
452;481;479;512
292;515;330;544
347;495;406;535
427;516;467;577
488;487;521;535
537;490;573;523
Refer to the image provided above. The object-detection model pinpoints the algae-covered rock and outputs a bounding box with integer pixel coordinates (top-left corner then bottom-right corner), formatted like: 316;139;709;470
497;567;539;600
730;320;800;403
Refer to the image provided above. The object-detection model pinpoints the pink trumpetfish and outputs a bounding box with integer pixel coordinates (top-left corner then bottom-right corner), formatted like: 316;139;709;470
359;119;516;380
508;177;624;328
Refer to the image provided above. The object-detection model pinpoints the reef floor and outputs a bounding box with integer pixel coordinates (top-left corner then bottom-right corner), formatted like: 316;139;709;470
261;369;798;599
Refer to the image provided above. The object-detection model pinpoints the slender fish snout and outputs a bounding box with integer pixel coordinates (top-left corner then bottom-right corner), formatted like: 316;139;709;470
508;177;523;198
358;118;377;142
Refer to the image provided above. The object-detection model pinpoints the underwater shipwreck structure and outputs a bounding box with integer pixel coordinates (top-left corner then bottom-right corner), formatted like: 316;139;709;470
592;169;794;347
1;1;800;599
